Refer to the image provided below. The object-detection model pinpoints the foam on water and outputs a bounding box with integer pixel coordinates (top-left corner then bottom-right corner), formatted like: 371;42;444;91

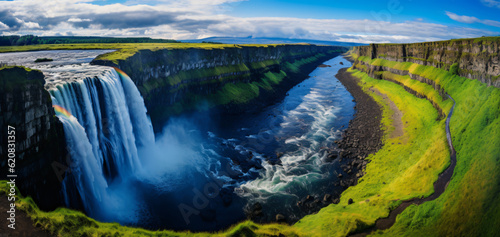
2;50;354;229
214;57;355;212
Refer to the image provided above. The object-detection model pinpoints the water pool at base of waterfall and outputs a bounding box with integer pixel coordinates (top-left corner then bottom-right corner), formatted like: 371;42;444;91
1;51;354;231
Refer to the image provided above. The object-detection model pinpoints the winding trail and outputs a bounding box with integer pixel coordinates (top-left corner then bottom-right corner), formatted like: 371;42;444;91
352;95;456;236
369;87;404;139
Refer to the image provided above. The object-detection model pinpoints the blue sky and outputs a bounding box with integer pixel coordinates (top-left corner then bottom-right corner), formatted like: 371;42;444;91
230;0;500;30
0;0;499;43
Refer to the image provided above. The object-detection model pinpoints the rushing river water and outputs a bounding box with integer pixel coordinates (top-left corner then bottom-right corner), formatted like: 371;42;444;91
1;51;354;231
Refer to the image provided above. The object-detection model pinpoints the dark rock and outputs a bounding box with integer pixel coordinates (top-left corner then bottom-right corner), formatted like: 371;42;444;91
276;214;286;222
220;188;233;206
348;198;354;205
200;207;216;221
323;194;332;202
246;202;263;218
0;67;67;210
327;151;339;160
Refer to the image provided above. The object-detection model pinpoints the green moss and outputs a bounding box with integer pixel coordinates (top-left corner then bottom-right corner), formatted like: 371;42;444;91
283;53;325;73
449;63;459;75
348;56;500;237
34;58;53;63
294;67;450;236
147;52;326;121
0;66;43;92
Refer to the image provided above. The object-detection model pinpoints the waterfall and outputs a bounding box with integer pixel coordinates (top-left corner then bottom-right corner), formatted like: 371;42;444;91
50;66;155;221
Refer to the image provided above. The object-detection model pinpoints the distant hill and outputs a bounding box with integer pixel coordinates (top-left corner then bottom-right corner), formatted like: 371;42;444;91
0;35;179;46
182;36;366;46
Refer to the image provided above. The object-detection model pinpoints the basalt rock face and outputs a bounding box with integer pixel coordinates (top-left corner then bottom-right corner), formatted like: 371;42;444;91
352;38;500;87
0;66;67;210
92;45;347;131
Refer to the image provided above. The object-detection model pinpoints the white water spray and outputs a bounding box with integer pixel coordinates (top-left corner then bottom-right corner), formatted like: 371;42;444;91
50;66;155;222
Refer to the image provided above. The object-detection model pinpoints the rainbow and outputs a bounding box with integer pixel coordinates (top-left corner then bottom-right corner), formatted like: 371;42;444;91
113;67;131;80
53;105;72;118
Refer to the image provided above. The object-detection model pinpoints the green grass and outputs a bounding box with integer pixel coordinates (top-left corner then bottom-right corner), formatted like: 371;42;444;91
149;69;289;120
293;68;450;236
1;180;306;237
3;43;497;236
371;36;500;46
350;54;500;236
0;66;44;92
214;70;287;104
0;43;319;64
147;53;324;120
283;53;326;73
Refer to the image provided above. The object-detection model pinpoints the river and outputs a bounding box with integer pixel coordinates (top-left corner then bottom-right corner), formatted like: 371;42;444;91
1;50;354;231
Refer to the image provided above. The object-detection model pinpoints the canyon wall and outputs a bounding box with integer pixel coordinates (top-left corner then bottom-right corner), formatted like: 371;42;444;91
92;44;347;131
351;37;500;87
0;66;67;210
0;45;346;208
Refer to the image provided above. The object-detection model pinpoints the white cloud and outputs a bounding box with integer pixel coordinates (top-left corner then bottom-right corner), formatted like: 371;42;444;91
446;11;500;28
22;21;41;29
0;21;8;30
481;0;500;8
445;11;479;24
68;18;92;22
482;19;500;28
0;0;498;43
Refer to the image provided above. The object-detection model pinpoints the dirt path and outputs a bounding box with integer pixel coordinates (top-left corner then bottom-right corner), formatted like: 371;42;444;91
334;68;384;171
351;95;457;236
0;197;53;237
369;88;404;139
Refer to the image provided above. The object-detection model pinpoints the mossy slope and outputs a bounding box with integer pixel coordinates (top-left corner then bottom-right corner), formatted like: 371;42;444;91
352;55;500;237
2;38;499;237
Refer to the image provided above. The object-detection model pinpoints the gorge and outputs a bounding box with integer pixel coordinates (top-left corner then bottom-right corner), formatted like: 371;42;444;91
0;36;499;237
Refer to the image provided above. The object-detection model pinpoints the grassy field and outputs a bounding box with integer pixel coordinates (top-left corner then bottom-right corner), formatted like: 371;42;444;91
0;43;310;64
354;56;500;236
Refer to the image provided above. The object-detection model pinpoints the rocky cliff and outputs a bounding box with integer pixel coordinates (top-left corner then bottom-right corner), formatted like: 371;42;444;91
0;45;345;209
351;37;500;87
92;44;347;131
0;66;67;210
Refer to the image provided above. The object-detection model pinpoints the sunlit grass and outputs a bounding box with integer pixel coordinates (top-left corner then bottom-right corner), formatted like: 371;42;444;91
351;54;500;236
0;43;312;64
293;68;450;237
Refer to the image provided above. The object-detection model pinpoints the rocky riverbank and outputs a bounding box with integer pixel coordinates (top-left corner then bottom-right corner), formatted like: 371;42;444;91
290;66;384;219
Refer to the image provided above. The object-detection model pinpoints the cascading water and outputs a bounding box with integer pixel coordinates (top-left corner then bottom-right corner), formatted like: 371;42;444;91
50;65;155;222
1;50;356;231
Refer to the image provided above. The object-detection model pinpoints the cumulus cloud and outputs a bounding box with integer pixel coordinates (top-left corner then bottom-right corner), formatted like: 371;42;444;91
0;0;498;43
446;11;500;28
0;10;24;31
22;21;41;29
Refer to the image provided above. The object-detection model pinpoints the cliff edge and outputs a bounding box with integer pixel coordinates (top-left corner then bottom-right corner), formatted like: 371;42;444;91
0;66;67;210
